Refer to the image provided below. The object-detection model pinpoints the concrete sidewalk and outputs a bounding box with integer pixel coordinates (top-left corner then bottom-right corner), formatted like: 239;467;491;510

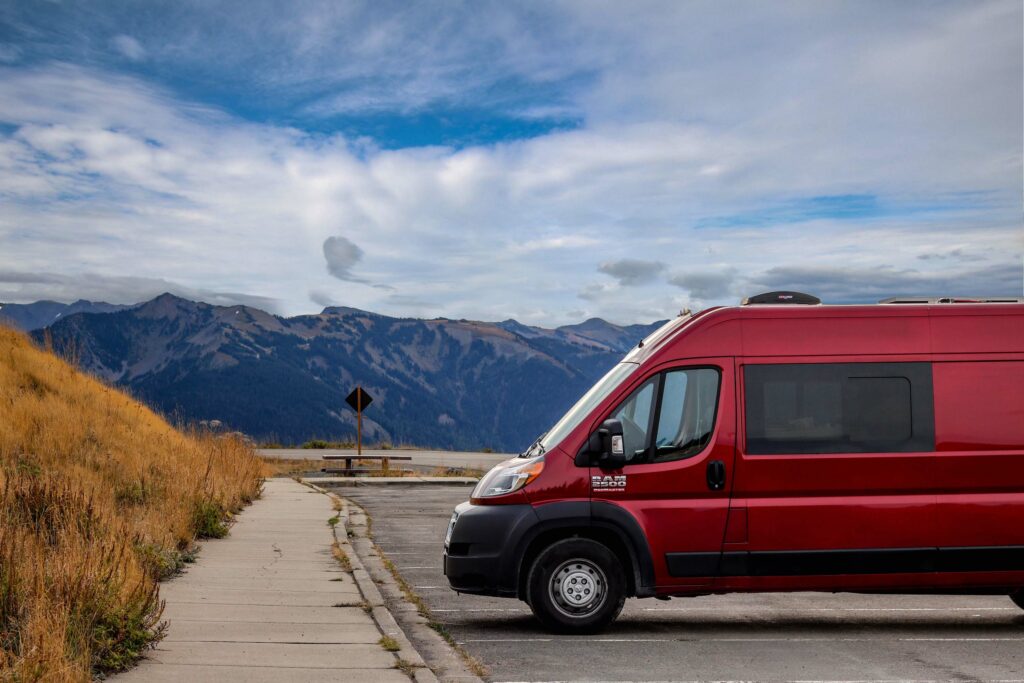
117;478;423;682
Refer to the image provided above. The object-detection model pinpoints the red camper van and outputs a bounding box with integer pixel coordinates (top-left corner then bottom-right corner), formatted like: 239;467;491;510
443;293;1024;633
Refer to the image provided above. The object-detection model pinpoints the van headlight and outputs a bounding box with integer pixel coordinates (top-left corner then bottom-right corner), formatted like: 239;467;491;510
445;511;459;547
472;456;545;499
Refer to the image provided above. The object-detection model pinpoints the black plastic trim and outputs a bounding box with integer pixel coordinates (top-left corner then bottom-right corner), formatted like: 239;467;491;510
443;502;539;596
936;546;1024;572
665;545;1024;578
666;552;722;577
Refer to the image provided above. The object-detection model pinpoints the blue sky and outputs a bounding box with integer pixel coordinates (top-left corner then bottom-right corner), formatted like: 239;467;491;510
0;0;1021;324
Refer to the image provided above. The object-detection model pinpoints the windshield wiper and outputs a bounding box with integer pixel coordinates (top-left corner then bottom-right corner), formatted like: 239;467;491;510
520;433;547;458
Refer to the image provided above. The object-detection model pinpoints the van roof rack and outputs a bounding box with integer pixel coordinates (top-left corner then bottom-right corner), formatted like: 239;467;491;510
879;296;1024;304
742;291;821;305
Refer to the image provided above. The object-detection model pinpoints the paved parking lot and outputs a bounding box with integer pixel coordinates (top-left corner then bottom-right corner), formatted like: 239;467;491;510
341;484;1024;682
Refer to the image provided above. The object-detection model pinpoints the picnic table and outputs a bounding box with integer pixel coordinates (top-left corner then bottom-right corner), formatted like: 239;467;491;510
320;454;412;476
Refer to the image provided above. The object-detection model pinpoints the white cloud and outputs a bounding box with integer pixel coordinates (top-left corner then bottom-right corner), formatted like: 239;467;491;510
512;235;601;253
668;268;739;301
323;235;366;282
111;35;146;61
598;259;666;286
749;262;1024;303
308;289;335;309
0;1;1021;325
0;270;278;311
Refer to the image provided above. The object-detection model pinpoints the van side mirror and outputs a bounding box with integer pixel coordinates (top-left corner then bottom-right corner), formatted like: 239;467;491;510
575;419;627;468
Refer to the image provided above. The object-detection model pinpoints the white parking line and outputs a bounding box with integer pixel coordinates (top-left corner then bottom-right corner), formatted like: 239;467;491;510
899;637;1024;642
397;566;440;570
375;542;441;546
458;636;1024;643
375;552;419;555
493;680;1024;683
433;608;528;612
641;606;1015;612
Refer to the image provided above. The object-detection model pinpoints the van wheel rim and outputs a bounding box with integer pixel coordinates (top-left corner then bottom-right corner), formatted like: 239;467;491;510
549;559;607;618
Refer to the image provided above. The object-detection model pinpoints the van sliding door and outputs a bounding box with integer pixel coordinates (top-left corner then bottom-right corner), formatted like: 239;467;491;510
726;361;937;588
931;360;1024;575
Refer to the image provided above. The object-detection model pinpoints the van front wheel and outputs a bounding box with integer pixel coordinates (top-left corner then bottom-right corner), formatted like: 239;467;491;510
526;538;626;634
1012;590;1024;610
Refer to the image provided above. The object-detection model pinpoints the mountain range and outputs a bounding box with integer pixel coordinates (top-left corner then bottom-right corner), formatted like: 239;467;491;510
0;299;130;332
16;294;662;452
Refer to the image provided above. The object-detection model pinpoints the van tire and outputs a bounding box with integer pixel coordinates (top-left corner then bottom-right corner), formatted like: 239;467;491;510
1012;590;1024;610
526;538;626;634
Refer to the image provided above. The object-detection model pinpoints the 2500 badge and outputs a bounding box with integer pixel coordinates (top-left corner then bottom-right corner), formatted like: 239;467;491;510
591;474;626;491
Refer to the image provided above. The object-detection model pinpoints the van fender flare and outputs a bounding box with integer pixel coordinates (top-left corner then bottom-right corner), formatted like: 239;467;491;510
592;501;657;596
511;501;656;598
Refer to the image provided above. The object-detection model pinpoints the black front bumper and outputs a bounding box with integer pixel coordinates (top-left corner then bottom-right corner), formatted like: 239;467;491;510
443;501;539;597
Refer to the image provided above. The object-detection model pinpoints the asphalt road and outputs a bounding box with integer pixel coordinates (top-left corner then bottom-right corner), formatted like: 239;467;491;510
259;448;509;473
340;484;1024;683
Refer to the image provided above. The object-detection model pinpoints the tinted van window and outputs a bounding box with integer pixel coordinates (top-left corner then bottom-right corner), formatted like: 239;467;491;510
745;363;934;454
611;377;657;462
653;368;720;462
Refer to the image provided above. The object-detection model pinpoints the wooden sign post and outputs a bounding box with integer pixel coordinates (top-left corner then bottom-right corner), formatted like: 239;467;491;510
345;386;374;456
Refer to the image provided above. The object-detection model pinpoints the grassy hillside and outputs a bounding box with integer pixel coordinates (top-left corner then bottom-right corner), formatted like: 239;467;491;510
0;326;263;681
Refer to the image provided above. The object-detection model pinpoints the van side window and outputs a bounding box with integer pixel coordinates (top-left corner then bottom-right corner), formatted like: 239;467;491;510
607;368;722;464
744;363;934;455
611;377;657;462
653;368;721;463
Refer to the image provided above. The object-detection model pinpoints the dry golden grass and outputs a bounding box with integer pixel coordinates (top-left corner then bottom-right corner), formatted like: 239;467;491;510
258;455;313;478
0;326;263;681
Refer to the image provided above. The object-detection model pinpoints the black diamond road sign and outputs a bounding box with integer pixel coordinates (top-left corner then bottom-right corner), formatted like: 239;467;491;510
345;387;373;412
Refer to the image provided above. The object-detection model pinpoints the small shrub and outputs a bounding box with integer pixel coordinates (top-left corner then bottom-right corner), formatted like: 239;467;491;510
114;481;148;507
136;542;185;580
191;499;230;539
88;579;167;673
299;439;356;449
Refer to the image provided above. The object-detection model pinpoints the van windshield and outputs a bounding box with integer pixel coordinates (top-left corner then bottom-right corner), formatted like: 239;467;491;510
521;362;639;458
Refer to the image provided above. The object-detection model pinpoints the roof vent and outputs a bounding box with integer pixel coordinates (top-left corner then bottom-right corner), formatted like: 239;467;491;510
742;291;821;306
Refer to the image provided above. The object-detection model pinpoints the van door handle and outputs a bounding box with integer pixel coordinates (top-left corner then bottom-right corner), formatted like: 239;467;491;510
706;460;726;491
